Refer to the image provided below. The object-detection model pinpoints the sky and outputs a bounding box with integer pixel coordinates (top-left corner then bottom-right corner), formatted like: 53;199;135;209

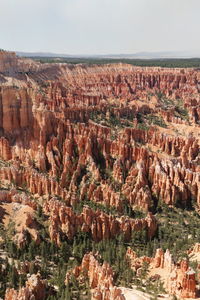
0;0;200;55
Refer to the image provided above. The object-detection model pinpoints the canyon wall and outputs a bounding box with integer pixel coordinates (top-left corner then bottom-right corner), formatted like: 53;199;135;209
0;52;200;299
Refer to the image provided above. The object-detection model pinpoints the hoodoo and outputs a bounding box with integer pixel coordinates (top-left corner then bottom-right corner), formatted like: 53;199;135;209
0;52;200;299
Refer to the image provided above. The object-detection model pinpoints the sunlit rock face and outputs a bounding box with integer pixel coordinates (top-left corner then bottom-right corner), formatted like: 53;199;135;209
0;51;18;74
4;273;47;300
0;56;199;211
65;253;125;300
0;52;200;299
126;247;196;298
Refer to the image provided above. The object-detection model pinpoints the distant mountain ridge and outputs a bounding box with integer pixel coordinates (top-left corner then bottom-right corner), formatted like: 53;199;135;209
16;50;200;59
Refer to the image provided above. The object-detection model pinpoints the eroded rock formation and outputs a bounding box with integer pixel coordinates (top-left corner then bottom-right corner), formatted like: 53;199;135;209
4;273;47;300
0;53;199;214
43;199;157;244
126;247;197;298
65;253;125;300
0;51;200;299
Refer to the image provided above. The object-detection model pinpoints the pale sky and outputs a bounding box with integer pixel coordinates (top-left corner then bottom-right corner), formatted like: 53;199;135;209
0;0;200;55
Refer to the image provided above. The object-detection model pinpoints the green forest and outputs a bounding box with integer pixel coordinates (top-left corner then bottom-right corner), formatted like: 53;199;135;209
29;57;200;68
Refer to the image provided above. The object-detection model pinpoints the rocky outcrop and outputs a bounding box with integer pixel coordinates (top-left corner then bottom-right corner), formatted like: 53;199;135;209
0;189;40;247
13;209;41;248
4;273;47;300
0;189;37;209
0;51;18;74
188;243;200;255
126;247;197;298
0;137;12;160
0;87;34;136
65;253;125;300
43;199;157;245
